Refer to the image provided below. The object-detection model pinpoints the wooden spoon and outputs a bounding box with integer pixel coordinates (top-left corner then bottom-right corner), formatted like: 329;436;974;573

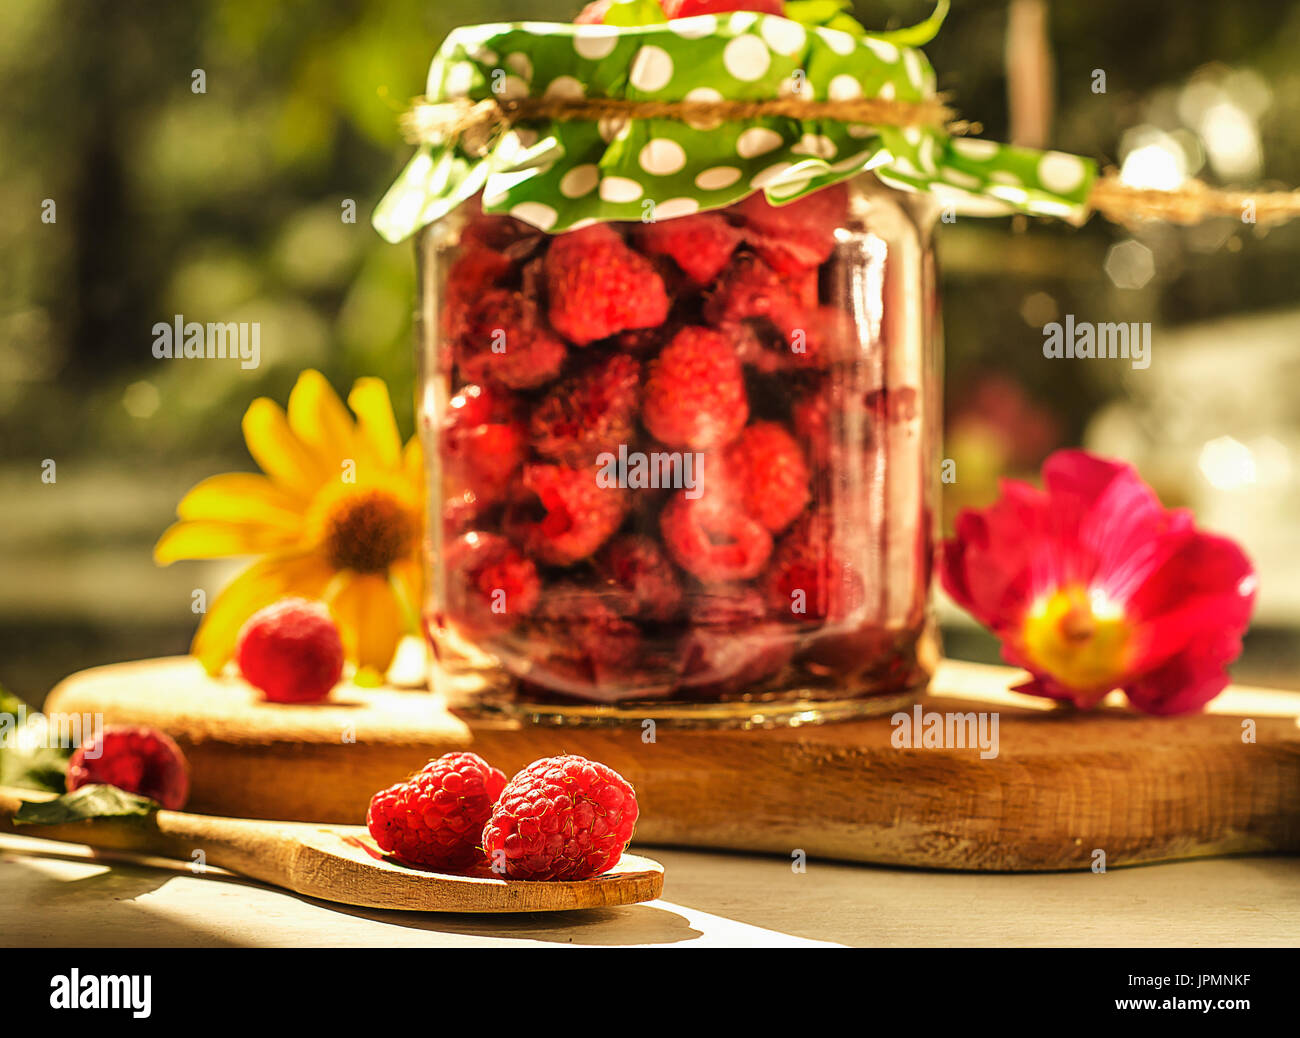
0;787;663;913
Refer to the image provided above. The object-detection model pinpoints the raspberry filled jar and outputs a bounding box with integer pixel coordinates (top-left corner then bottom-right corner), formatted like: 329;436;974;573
414;170;941;726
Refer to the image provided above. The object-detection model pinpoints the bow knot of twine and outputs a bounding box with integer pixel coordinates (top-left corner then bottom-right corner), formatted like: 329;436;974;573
400;93;1300;228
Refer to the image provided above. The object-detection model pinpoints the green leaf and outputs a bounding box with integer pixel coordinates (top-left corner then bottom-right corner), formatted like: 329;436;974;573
784;0;865;33
0;688;69;794
601;0;668;27
864;0;950;47
13;784;158;825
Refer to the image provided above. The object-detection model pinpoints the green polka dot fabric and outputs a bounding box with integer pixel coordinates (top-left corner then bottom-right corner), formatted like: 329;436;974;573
372;12;1097;241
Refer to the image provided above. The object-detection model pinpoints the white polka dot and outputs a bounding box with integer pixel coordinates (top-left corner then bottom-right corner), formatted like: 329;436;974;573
876;80;896;100
696;166;742;190
510;202;557;231
683;86;725;130
559;164;600;198
751;162;795;188
902;51;925;90
918;135;937;174
831;149;876;173
444;63;475;97
816;27;857;55
891;156;923;178
728;11;759;31
505;53;533;81
902;126;922;147
863;38;899;63
736;127;783;158
599;176;644;203
941;167;983;190
792;134;837;159
723;34;771;81
544;75;585;100
760;18;806;56
828;74;863;101
598;116;630;142
779;74;813;100
653;198;700;220
497;75;528;101
630;46;674;92
573;27;619;60
639;138;687;176
1038;151;1088;193
669;15;717;38
466;45;498;67
952;138;1001;161
846;123;874;139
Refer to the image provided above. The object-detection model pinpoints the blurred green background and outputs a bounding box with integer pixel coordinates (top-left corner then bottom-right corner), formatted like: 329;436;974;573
3;0;1299;703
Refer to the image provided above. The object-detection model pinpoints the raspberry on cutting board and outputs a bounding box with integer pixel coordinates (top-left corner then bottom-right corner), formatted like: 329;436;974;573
66;725;190;810
235;597;345;703
367;752;507;871
481;754;639;880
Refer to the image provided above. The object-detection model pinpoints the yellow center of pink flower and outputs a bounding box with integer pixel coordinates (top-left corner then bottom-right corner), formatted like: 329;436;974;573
1020;585;1133;699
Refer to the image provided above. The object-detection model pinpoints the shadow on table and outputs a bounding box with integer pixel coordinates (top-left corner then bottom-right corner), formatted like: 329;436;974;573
314;898;704;946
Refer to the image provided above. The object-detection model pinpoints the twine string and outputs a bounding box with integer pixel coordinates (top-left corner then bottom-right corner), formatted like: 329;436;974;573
401;94;1300;228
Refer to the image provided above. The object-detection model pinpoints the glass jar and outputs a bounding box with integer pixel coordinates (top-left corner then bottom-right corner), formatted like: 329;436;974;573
416;173;940;727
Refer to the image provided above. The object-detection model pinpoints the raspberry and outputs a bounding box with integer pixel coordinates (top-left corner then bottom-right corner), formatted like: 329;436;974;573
734;182;848;271
708;259;845;370
235;597;344;703
459;208;544;257
660;491;772;582
792;383;832;467
661;0;784;15
678;586;792;695
67;725;190;810
525;582;643;699
597;535;684;622
530;353;641;467
481;754;639;880
721;421;810;533
506;463;630;565
445;531;540;634
763;511;865;622
642;326;748;448
441;383;527;514
366;752;507;870
546;224;670;345
456;289;567;390
634;212;742;285
573;0;614;22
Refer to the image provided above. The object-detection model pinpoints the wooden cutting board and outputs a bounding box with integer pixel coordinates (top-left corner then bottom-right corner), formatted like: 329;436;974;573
43;656;1300;871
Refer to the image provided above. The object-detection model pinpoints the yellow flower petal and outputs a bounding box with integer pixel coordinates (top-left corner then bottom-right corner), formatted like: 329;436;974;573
328;572;404;674
191;552;335;674
154;519;303;564
287;369;355;474
348;377;403;470
242;397;328;500
177;473;306;532
402;435;424;492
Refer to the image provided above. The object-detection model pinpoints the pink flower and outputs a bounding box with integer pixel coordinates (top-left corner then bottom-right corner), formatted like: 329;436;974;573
939;449;1257;715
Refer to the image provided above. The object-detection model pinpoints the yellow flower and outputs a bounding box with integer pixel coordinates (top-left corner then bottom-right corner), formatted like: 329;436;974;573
155;370;424;678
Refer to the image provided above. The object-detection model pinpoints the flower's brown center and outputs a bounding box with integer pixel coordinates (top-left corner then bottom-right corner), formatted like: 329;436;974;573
322;488;414;574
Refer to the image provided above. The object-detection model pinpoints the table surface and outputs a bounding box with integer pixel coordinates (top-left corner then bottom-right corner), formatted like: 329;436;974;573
4;832;1297;947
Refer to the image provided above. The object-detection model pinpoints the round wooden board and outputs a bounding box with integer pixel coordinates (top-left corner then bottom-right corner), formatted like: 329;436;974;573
45;657;1300;871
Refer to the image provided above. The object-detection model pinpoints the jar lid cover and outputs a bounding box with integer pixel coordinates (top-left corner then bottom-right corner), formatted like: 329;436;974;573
373;3;1096;242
